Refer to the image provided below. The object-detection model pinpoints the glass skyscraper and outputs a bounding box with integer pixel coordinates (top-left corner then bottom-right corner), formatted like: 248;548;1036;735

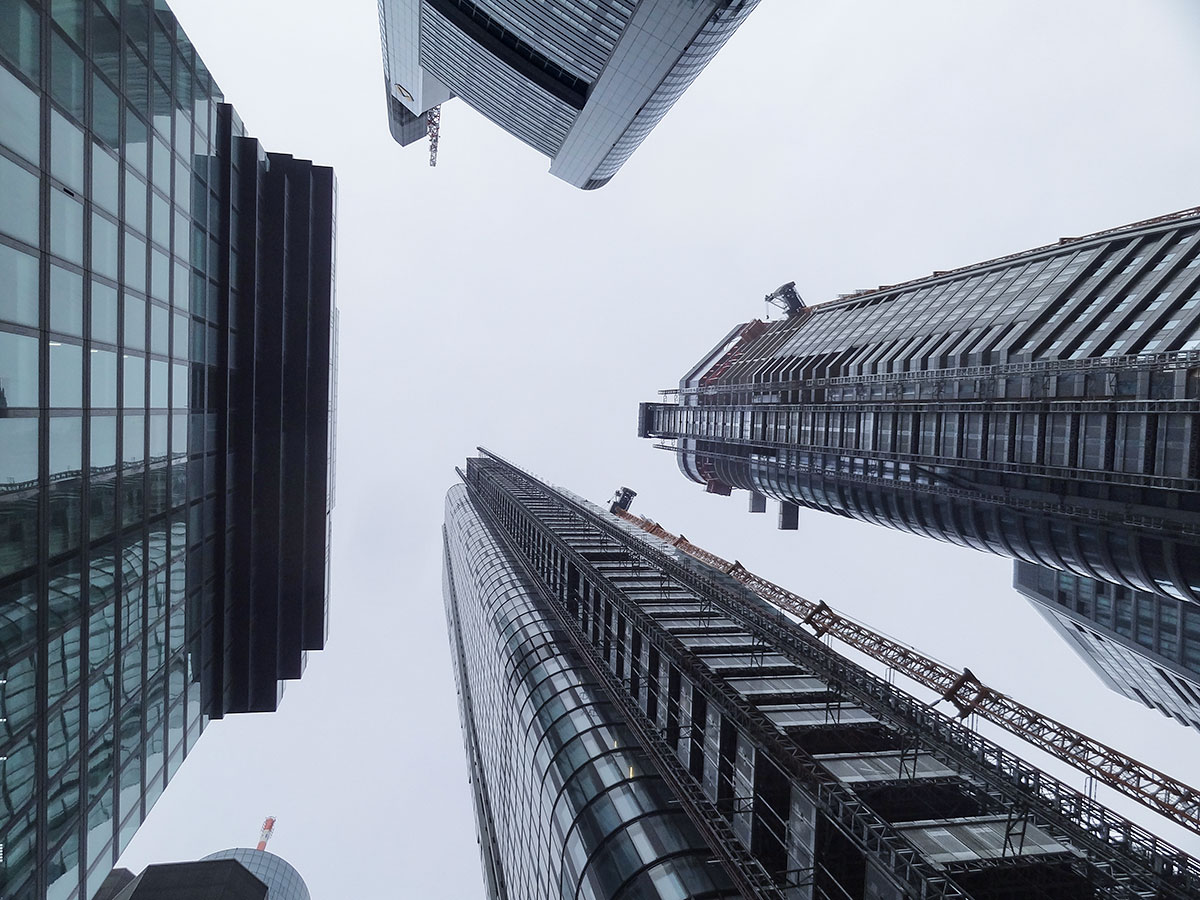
377;0;762;188
0;2;336;898
638;208;1200;604
1013;561;1200;732
443;450;1199;900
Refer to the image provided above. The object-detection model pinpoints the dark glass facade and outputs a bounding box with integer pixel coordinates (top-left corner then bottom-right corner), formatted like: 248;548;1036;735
640;208;1200;602
445;451;1200;900
378;0;762;188
0;2;336;898
199;849;309;900
1013;561;1200;732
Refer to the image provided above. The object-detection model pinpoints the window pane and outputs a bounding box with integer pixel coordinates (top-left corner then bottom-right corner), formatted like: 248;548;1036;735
0;418;38;484
124;107;147;174
124;170;147;234
92;415;117;469
0;0;40;80
92;213;119;280
91;349;118;407
170;363;186;408
123;354;144;408
50;110;84;192
124;232;146;292
0;155;39;246
0;242;39;327
150;248;168;302
0;62;39;162
124;295;145;350
50;189;84;265
150;304;168;356
122;414;144;463
93;74;120;151
49;415;82;478
50;341;83;407
91;146;118;217
0;330;39;406
50;31;85;119
149;359;167;408
92;282;118;344
92;5;120;83
50;265;84;337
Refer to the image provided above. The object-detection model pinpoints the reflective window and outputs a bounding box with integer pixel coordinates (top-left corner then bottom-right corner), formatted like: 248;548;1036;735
0;241;39;327
124;295;145;350
151;192;169;248
150;248;169;302
92;212;119;280
50;31;85;118
124;231;146;291
150;304;169;356
125;106;148;174
123;353;145;408
124;170;147;234
171;362;186;408
149;359;168;408
92;281;119;344
49;415;82;478
0;0;40;80
50;188;85;265
50;265;85;336
122;414;144;463
51;109;85;192
93;75;120;150
0;417;37;484
91;349;118;407
171;312;187;359
50;340;83;407
0;330;38;406
149;412;167;456
0;154;39;246
92;144;119;214
92;415;117;469
0;61;39;162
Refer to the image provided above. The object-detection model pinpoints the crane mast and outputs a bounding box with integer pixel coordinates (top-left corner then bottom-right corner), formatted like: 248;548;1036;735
608;492;1200;838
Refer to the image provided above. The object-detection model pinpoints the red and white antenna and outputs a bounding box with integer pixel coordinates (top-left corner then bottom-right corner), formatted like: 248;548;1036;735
256;816;277;852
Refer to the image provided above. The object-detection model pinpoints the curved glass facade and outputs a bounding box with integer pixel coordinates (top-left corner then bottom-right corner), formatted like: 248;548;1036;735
443;485;735;899
200;849;310;900
444;453;1200;900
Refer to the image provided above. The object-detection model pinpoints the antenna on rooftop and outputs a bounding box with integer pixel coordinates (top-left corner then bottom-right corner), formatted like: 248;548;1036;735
256;816;277;851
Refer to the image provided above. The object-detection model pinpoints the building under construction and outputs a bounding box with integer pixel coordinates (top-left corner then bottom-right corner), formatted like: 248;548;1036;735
443;450;1200;900
638;207;1200;606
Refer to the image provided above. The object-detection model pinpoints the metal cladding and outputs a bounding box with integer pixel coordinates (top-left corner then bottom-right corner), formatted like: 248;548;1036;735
641;208;1200;604
377;0;762;188
443;451;1200;900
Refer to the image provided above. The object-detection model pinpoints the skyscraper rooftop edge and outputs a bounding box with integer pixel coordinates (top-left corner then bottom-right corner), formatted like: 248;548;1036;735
377;0;762;188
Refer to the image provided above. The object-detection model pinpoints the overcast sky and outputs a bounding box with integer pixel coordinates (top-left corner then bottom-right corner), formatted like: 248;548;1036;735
118;1;1200;896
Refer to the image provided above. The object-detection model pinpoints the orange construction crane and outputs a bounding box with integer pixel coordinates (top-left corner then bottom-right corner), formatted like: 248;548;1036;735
608;493;1200;838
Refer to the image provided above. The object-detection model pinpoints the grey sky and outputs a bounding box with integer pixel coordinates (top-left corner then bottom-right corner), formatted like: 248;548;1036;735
118;1;1200;897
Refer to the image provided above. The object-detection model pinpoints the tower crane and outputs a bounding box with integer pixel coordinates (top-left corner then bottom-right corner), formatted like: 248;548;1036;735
607;490;1200;838
427;106;441;167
